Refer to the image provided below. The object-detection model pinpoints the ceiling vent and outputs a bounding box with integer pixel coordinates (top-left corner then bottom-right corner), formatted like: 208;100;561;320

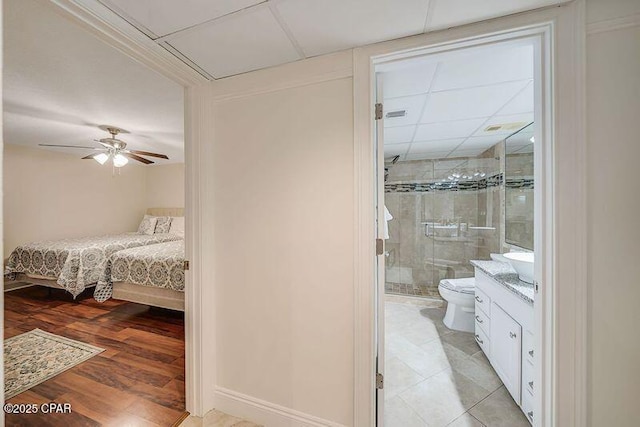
386;110;407;119
484;121;528;132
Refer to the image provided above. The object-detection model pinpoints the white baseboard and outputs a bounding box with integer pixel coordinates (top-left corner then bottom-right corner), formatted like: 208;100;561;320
212;387;347;427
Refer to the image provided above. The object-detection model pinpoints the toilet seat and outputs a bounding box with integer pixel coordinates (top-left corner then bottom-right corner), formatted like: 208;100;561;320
439;277;476;294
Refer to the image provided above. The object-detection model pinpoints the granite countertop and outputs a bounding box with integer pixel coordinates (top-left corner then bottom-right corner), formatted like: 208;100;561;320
470;260;534;305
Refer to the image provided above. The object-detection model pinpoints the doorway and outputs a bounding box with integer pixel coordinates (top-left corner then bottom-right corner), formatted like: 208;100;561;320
375;38;540;426
2;0;189;424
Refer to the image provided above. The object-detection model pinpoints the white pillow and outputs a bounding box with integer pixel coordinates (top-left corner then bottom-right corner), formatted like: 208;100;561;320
169;216;185;237
137;215;158;235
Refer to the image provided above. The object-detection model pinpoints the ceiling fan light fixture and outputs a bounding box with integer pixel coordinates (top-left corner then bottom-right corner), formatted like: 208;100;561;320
93;153;109;165
113;153;129;168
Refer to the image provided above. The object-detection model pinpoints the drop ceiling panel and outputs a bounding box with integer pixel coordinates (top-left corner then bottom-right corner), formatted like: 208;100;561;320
498;82;534;115
457;135;505;150
102;0;263;37
409;138;465;153
413;118;487;141
381;61;438;98
426;0;562;32
167;5;301;78
274;0;430;57
431;45;534;91
383;95;427;127
385;126;415;144
421;81;528;123
384;143;410;156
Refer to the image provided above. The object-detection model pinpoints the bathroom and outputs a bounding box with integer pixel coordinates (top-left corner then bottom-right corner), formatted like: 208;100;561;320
380;40;536;426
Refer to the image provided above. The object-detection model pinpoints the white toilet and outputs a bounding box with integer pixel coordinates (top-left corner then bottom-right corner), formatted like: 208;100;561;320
438;277;476;333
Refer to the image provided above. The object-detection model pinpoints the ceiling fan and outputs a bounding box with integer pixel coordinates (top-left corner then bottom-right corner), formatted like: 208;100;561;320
39;126;169;167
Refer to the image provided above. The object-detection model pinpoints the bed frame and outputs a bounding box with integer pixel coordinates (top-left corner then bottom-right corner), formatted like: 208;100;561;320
4;207;185;311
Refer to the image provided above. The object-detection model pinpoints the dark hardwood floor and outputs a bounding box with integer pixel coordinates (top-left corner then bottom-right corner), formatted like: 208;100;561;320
4;286;186;426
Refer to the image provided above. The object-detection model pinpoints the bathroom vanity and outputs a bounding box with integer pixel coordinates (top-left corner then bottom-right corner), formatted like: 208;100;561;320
470;260;535;425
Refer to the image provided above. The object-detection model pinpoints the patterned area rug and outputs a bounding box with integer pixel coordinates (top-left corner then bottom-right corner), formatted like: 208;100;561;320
4;329;104;399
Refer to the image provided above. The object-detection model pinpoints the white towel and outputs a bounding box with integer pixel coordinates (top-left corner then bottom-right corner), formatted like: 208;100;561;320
384;206;393;240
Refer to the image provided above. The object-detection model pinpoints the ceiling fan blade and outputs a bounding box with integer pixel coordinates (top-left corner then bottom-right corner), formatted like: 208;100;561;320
127;150;169;160
123;152;154;165
39;144;102;149
94;139;115;149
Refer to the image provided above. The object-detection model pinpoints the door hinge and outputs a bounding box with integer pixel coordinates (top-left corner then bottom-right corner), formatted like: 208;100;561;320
376;238;384;256
183;260;190;271
376;372;384;389
534;280;539;293
375;103;383;120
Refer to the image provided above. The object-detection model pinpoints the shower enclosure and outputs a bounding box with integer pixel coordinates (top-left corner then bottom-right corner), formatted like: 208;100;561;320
384;147;503;300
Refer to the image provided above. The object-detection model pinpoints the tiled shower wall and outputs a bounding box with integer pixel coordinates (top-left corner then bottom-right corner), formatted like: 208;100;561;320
384;145;503;299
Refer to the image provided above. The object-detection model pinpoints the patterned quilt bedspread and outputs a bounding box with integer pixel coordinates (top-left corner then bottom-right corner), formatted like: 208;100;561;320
94;240;185;302
5;233;183;297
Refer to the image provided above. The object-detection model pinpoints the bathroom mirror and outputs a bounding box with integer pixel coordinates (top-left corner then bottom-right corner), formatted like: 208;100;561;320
504;122;534;250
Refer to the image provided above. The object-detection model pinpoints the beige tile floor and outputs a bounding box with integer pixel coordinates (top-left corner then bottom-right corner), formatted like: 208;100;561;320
385;301;530;427
180;410;261;427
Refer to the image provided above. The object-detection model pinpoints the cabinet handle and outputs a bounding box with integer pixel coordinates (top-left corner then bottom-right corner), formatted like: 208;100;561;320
475;296;483;303
474;334;483;345
527;411;533;421
475;315;483;323
509;331;517;338
528;381;534;390
529;349;534;357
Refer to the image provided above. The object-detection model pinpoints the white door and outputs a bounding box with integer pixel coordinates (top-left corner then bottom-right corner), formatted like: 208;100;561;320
374;72;386;426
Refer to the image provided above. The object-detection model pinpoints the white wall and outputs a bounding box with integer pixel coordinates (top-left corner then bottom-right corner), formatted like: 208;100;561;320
586;1;640;425
3;144;146;257
3;144;185;258
206;54;354;426
145;163;185;208
191;2;640;425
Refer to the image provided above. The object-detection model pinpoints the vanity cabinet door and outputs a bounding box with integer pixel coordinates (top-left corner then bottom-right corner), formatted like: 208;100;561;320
490;303;522;403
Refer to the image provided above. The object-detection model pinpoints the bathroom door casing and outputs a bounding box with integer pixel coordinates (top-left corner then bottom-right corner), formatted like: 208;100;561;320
374;72;386;426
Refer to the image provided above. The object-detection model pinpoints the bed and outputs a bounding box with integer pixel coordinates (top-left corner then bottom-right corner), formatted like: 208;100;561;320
96;239;185;311
4;208;184;301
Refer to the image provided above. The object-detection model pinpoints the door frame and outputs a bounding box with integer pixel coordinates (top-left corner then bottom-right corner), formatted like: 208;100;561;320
353;2;587;426
41;0;212;417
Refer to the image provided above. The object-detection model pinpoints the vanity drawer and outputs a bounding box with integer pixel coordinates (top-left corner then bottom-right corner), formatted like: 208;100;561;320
524;329;535;364
474;307;490;335
474;325;490;357
521;389;534;425
474;287;491;315
523;357;535;396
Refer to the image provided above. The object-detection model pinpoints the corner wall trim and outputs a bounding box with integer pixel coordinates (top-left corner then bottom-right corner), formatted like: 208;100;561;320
213;387;347;427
